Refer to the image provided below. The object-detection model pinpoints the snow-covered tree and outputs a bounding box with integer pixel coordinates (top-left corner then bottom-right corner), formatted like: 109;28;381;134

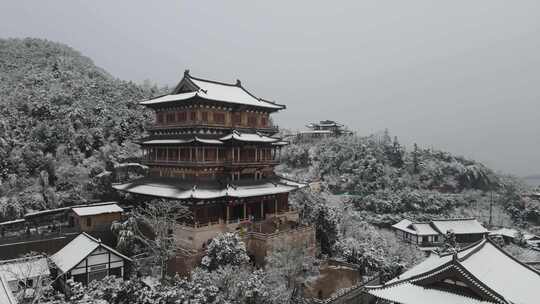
201;232;250;271
112;199;191;281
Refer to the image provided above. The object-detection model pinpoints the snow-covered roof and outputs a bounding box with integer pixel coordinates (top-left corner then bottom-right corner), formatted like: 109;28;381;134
298;130;333;134
392;219;415;233
391;219;438;236
72;203;123;217
412;223;439;235
489;227;518;238
431;218;488;235
0;256;50;282
113;177;305;200
394;218;488;236
372;239;540;304
51;233;131;274
141;73;285;111
368;282;491;304
0;219;25;226
219;131;280;143
142;132;279;145
0;273;16;304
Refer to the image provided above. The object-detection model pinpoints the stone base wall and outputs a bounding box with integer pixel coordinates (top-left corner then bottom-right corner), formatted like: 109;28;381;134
170;224;316;275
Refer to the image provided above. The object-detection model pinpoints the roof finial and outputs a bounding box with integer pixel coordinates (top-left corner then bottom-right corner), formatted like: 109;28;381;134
236;79;242;86
184;69;190;76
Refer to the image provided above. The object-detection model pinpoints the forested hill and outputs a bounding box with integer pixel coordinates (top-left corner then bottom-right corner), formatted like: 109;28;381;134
0;38;163;219
280;134;538;228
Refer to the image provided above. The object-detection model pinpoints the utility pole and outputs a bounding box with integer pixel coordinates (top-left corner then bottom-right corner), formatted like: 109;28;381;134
489;190;493;228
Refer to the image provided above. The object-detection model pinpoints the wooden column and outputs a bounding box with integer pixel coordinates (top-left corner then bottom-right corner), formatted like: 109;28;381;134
216;147;219;162
260;200;264;219
166;147;169;161
202;147;206;162
243;203;247;220
226;205;230;223
274;199;278;215
190;147;193;161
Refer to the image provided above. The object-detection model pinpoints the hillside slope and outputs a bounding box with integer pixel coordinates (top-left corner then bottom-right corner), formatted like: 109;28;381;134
0;38;163;219
280;134;537;228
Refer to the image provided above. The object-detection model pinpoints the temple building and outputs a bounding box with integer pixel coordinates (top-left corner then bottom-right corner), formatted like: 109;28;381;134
367;238;540;304
297;120;352;140
113;71;315;274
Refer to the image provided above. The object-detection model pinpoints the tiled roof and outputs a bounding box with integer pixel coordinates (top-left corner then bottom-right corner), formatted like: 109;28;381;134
72;203;123;217
140;72;285;111
113;176;305;200
51;233;131;274
431;218;488;235
372;239;540;304
368;282;492;304
141;131;281;145
0;255;50;282
0;273;16;304
392;218;488;236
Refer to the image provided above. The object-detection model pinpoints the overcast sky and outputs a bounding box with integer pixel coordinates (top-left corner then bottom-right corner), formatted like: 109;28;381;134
1;1;539;176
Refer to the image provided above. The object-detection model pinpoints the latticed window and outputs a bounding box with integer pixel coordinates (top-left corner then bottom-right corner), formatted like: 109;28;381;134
166;112;175;123
190;111;197;121
213;112;225;124
232;113;242;125
168;148;178;161
176;111;187;122
261;116;267;127
247;115;257;127
156;112;164;124
202;112;209;122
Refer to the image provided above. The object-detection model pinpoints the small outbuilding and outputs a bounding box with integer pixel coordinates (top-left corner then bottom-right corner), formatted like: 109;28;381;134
393;218;488;246
70;203;123;232
0;255;50;301
51;233;131;292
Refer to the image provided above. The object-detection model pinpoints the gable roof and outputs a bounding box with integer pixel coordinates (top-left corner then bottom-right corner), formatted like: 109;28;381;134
431;218;488;235
0;273;16;304
392;218;488;236
369;239;540;304
51;233;132;274
141;71;285;111
72;203;123;217
392;219;439;236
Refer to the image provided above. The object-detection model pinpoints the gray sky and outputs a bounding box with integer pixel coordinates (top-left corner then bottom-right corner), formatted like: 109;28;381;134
1;1;539;176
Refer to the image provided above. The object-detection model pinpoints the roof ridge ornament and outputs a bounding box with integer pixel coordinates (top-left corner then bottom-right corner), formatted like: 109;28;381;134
236;79;242;86
184;69;190;76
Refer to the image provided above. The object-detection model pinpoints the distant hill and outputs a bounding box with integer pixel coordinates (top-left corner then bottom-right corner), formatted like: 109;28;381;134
0;38;165;219
280;135;538;227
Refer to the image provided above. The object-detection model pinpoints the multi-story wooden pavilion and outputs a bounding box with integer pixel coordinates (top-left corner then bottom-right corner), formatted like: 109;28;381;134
114;70;315;274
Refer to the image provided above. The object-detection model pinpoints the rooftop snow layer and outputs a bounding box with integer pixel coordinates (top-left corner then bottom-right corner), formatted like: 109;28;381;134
0;256;50;282
0;273;16;304
431;218;488;235
381;239;540;304
51;233;131;274
141;74;284;110
113;177;305;200
368;282;491;304
72;203;123;217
